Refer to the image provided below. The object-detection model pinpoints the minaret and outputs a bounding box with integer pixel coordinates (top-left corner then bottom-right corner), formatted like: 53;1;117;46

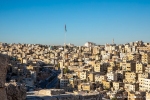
112;38;114;44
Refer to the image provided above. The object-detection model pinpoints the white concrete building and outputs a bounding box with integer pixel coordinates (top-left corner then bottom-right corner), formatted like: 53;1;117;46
106;71;117;82
139;78;150;92
84;42;96;47
80;71;87;80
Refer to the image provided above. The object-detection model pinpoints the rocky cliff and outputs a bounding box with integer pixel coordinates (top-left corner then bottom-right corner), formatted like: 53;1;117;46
5;82;26;100
0;54;8;100
0;54;26;100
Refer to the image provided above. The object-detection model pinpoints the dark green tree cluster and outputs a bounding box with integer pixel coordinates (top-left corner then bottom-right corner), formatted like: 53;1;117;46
63;67;69;74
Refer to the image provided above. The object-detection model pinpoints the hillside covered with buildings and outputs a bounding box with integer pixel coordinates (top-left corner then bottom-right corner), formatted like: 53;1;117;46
0;41;150;100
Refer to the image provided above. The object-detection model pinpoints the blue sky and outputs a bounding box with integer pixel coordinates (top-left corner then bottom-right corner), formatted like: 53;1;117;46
0;0;150;46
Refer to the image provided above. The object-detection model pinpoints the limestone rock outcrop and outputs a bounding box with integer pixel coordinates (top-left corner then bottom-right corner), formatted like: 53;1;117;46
5;82;26;100
0;54;26;100
0;87;7;100
0;54;8;100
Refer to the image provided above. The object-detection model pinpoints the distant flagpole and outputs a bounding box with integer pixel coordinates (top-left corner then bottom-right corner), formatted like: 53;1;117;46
64;24;67;46
62;24;67;78
65;24;67;32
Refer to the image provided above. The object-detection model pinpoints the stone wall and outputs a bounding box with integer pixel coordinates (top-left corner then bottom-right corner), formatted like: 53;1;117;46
38;89;65;96
27;91;102;100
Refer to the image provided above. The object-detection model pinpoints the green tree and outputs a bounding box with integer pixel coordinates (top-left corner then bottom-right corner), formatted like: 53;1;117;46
111;98;117;100
63;67;69;74
57;63;60;69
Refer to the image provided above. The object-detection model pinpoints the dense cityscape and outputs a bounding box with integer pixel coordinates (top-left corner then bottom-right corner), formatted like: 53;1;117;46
0;40;150;100
1;0;150;100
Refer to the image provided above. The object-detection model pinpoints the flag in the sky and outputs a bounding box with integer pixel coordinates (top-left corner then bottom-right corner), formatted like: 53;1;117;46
65;24;67;32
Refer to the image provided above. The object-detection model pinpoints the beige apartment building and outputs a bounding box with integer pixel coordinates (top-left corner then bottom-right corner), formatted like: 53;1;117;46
145;65;150;73
88;60;96;67
136;62;145;73
141;52;150;64
78;83;91;91
127;53;140;62
112;82;123;91
124;83;139;92
138;73;150;80
59;60;64;69
120;61;136;71
94;63;105;72
107;66;116;72
123;72;137;83
102;80;111;90
109;61;116;67
95;55;100;60
95;74;107;83
92;46;100;55
137;46;150;51
88;73;95;82
122;56;128;63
